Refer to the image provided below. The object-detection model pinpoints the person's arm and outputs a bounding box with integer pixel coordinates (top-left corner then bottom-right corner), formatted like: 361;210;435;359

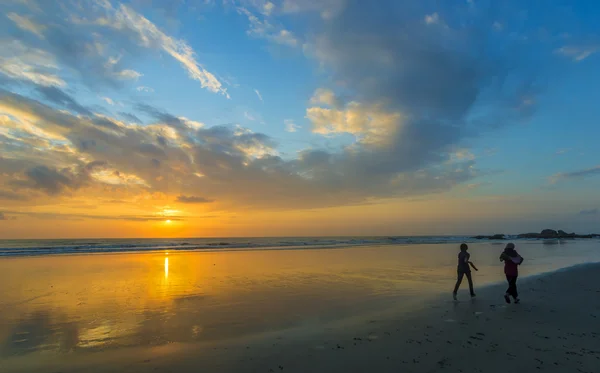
468;261;479;271
499;253;507;262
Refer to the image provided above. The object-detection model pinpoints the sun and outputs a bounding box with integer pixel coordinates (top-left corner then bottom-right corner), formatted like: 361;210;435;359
165;219;172;224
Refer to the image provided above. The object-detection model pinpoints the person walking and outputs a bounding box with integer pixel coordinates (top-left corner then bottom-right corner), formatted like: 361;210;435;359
500;243;524;303
453;243;478;300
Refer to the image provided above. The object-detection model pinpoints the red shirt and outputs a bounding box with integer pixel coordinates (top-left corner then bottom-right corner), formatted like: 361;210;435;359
503;252;522;276
504;259;518;276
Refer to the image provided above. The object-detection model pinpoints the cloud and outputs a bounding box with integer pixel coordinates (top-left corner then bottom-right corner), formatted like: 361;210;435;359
116;69;142;80
98;3;228;96
35;86;92;116
309;88;338;107
284;119;300;132
4;210;189;222
237;7;299;47
0;2;543;210
262;2;275;16
101;96;115;105
118;111;142;124
281;0;345;19
579;208;598;215
0;212;5;220
7;12;46;39
1;2;226;94
307;100;401;144
136;86;154;93
0;189;28;201
254;89;263;102
18;165;87;195
424;12;440;25
176;195;214;204
555;45;599;61
466;181;492;190
551;165;600;183
0;40;65;87
492;21;503;31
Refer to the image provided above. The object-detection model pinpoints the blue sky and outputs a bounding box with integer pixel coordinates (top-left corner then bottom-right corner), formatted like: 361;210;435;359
0;0;599;237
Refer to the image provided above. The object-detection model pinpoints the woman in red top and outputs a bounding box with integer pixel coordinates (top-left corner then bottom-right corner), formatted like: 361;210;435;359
499;243;523;304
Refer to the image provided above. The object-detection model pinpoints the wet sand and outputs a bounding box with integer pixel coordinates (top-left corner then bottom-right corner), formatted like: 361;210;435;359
1;243;600;372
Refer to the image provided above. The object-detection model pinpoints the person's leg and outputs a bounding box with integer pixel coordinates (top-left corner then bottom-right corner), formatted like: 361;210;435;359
465;271;475;296
507;276;518;298
453;271;464;295
504;275;512;303
512;276;519;300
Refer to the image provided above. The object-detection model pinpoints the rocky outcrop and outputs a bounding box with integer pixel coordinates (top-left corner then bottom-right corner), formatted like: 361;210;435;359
517;229;600;239
473;234;506;240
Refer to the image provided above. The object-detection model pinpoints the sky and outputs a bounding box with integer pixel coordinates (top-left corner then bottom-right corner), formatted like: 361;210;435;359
0;0;599;238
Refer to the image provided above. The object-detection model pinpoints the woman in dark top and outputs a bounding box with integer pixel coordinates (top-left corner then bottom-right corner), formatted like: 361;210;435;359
453;243;478;300
499;242;524;304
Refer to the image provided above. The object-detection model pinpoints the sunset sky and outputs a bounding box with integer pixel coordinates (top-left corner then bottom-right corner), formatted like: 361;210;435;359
1;0;599;238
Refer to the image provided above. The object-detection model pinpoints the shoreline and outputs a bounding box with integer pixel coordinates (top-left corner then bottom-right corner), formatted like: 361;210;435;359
3;262;600;372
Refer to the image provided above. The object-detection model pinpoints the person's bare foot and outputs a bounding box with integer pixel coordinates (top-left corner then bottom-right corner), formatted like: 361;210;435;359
504;294;511;304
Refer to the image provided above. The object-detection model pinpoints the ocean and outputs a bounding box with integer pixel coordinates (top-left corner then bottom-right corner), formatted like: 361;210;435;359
0;235;576;257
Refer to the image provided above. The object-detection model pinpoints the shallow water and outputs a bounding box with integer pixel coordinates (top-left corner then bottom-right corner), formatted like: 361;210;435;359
0;240;599;365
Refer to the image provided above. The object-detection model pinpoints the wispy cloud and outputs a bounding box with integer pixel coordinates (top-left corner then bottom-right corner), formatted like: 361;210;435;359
550;165;600;183
284;119;300;132
96;2;228;96
254;89;263;102
466;181;492;190
237;7;299;47
104;56;142;80
176;195;214;204
555;45;599;61
136;86;154;93
579;208;598;215
101;96;115;105
0;40;65;87
7;12;46;39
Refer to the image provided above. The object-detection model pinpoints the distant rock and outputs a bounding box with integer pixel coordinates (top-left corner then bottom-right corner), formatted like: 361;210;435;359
472;234;506;240
517;229;600;239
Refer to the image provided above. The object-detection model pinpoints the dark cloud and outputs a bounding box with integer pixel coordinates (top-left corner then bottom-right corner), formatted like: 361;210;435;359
0;189;28;201
135;103;186;128
176;195;214;204
90;116;124;132
85;160;108;172
0;212;5;220
579;208;598;215
119;112;142;124
20;165;87;195
555;166;600;181
35;86;92;116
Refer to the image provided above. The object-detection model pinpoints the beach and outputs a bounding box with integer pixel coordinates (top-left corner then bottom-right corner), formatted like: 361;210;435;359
1;240;599;372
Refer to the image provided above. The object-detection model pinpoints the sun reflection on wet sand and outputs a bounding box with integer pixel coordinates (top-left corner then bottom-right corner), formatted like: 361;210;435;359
165;257;169;279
